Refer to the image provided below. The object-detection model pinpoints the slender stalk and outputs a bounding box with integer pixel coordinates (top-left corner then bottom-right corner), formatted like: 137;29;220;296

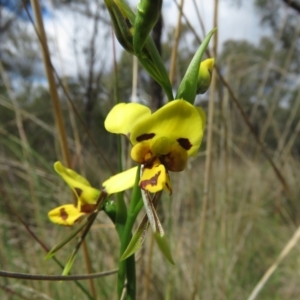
111;26;140;299
191;1;218;298
29;2;96;298
117;167;142;300
30;0;71;169
132;57;139;103
82;242;96;296
169;0;184;86
0;269;118;281
23;0;113;174
192;0;206;37
219;58;231;244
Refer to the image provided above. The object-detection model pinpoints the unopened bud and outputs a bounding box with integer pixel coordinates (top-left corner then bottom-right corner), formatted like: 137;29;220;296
196;58;214;94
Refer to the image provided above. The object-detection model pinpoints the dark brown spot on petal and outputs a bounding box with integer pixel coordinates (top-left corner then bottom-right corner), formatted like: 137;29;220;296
136;133;155;142
60;208;68;221
177;138;192;150
74;188;82;197
81;204;97;214
139;171;161;190
143;157;157;169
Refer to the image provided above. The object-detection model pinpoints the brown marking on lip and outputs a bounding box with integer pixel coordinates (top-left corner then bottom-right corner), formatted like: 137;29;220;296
143;156;158;169
139;171;161;189
177;138;192;150
136;133;155;142
60;208;68;221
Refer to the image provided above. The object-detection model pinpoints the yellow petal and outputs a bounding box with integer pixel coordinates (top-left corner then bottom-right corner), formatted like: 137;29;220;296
102;166;138;194
54;161;90;186
48;204;85;226
139;162;172;195
54;162;101;205
104;103;151;136
130;100;205;157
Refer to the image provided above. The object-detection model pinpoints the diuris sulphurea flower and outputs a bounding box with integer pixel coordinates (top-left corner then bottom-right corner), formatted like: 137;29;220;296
105;99;206;194
105;100;206;263
48;162;137;226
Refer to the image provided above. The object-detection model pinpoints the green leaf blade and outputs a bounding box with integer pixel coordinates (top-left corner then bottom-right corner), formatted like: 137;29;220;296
176;28;217;103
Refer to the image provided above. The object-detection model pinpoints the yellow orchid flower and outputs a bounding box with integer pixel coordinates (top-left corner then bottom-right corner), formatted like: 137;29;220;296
105;99;206;195
48;162;137;226
105;99;206;263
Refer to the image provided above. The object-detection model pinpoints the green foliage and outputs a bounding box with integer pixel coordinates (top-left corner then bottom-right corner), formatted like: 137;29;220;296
134;0;162;54
176;28;216;103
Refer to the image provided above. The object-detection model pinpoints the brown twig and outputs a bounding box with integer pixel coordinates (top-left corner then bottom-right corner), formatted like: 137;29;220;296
169;0;184;86
0;269;118;281
30;0;71;169
22;0;114;174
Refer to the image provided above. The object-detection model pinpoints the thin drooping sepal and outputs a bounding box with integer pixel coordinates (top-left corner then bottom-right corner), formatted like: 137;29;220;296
176;28;217;103
140;180;174;264
140;186;163;234
122;189;175;264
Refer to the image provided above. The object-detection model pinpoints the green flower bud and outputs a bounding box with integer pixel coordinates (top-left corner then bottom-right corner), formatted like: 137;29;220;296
104;0;135;53
134;0;162;54
104;0;173;100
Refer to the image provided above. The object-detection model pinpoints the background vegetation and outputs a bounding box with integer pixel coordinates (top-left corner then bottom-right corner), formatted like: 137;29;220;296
1;0;300;299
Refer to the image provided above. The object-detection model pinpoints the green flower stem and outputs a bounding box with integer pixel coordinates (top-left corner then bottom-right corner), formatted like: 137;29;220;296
117;215;136;299
117;206;143;300
117;167;142;300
